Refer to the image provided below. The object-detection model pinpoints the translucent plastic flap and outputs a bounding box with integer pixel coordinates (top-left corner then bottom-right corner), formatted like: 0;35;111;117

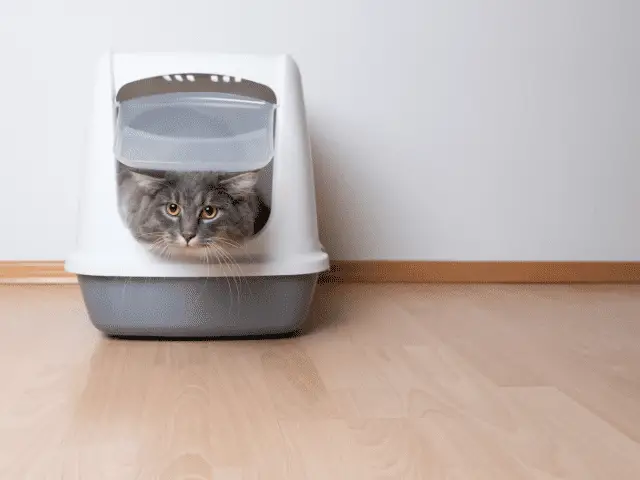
114;92;276;172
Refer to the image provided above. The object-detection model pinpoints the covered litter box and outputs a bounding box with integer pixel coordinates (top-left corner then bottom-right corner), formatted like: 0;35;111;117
65;52;329;337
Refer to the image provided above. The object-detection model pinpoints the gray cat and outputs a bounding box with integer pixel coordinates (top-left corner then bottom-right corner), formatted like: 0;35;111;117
116;161;269;258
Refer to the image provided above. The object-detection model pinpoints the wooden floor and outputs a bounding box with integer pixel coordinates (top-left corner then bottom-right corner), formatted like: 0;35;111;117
0;283;639;479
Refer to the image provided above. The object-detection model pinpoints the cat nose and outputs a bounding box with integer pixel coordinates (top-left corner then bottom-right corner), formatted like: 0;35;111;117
182;232;196;244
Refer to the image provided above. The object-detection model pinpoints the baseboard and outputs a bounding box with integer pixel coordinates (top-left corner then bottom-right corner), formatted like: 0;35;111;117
322;261;640;283
1;260;639;284
0;262;77;284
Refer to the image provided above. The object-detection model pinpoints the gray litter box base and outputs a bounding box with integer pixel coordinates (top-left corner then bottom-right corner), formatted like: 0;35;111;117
77;273;319;338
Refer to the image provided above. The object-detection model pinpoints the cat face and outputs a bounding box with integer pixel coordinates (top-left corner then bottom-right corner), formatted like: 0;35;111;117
116;162;260;256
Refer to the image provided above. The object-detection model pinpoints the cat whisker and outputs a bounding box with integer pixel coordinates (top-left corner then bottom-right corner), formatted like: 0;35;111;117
222;248;242;308
210;243;242;308
193;244;211;304
213;237;242;249
208;244;234;312
148;238;167;258
212;241;251;296
211;242;251;302
214;237;255;263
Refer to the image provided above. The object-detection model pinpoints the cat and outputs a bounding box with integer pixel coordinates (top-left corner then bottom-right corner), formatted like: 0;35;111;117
116;161;269;258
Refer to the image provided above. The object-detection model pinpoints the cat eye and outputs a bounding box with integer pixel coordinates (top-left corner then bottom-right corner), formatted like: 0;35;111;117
166;203;181;216
200;205;218;219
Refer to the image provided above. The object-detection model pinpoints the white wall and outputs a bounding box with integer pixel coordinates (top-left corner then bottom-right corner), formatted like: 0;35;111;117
1;1;639;261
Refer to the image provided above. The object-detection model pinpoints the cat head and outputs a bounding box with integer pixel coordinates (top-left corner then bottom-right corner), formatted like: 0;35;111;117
116;162;260;257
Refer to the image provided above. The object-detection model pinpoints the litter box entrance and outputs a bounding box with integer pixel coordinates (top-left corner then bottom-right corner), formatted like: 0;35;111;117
113;73;277;238
114;72;277;173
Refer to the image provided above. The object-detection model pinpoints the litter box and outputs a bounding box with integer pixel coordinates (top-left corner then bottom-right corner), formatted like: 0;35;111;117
65;52;329;337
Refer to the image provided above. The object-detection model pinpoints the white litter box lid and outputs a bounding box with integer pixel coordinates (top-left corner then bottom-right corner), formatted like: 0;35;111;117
114;92;276;172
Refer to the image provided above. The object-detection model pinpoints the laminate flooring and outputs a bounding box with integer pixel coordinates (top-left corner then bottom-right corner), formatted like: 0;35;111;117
0;283;639;479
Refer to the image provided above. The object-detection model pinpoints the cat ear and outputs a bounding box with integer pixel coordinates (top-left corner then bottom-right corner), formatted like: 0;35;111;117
219;171;259;199
118;162;165;191
130;171;165;191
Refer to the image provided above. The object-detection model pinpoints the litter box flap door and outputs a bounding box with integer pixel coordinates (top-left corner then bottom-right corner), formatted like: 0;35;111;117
114;91;276;172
